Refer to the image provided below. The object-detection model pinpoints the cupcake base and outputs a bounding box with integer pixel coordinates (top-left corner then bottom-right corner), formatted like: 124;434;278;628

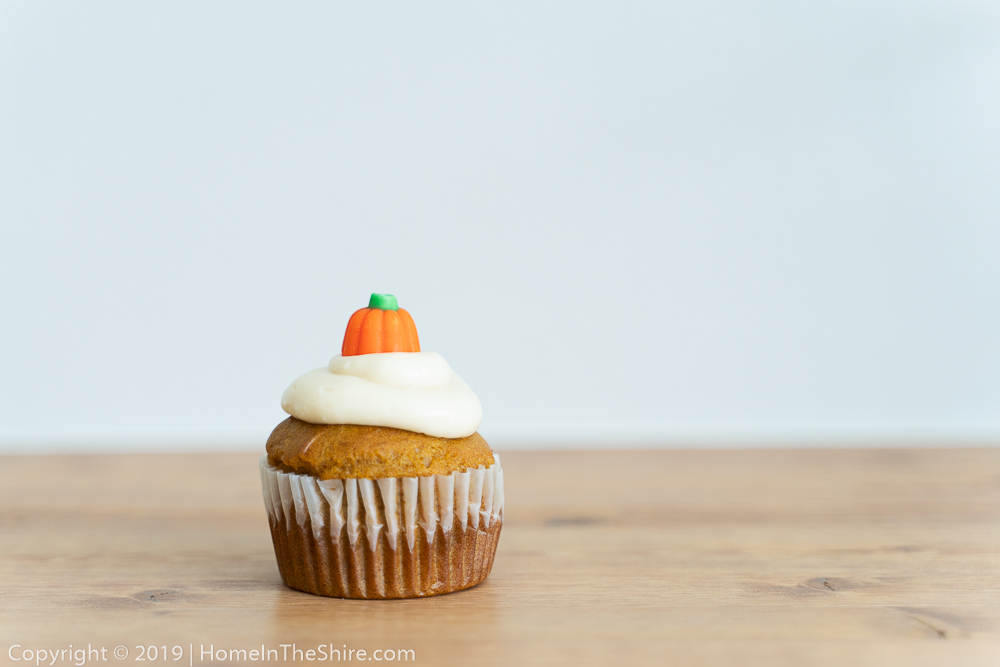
260;455;504;599
269;514;502;598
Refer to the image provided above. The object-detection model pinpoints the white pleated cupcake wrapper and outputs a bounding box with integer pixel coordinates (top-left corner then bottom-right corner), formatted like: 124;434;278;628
259;453;504;552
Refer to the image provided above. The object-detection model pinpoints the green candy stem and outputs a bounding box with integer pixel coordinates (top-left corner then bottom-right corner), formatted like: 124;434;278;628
368;293;399;311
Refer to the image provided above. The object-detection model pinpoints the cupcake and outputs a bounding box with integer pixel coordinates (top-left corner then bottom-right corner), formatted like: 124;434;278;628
259;293;503;598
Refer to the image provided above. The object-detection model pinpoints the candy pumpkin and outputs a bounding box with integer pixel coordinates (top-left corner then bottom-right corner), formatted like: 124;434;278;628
341;293;421;356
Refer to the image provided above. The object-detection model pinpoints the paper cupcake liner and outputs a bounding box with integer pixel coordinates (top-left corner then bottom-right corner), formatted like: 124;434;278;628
259;454;504;599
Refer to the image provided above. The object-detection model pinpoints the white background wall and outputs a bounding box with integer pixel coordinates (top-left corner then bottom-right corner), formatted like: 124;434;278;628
2;1;999;452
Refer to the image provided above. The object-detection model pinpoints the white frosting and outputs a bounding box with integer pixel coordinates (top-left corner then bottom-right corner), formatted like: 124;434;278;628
281;351;483;439
327;351;452;388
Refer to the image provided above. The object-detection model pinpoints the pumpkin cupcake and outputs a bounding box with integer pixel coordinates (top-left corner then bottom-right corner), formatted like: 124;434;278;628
259;294;504;599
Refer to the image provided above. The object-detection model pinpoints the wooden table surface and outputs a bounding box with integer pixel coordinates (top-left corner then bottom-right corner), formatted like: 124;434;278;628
1;449;998;666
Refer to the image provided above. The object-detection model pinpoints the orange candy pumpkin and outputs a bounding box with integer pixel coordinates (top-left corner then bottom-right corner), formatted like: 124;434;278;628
341;294;420;356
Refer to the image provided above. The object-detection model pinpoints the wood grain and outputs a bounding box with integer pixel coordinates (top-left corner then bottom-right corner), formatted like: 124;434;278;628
1;449;998;666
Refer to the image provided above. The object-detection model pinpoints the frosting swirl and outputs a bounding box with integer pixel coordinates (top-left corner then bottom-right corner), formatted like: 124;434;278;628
281;352;482;439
